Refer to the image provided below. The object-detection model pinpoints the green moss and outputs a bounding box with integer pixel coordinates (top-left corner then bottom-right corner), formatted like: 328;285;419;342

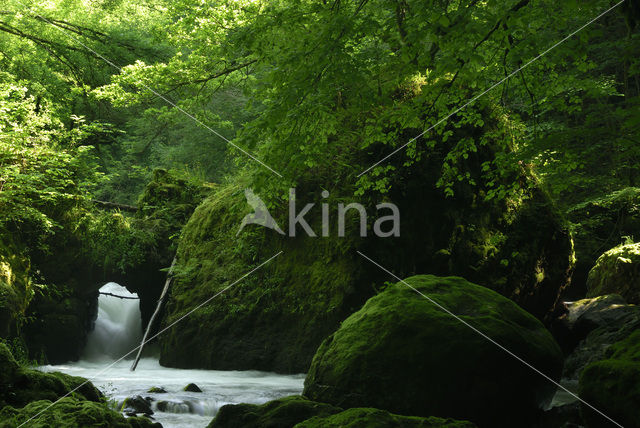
567;187;640;294
0;397;160;428
0;342;102;409
0;237;31;340
208;396;342;428
579;359;640;428
159;184;365;372
303;275;563;428
587;243;640;303
160;173;572;373
294;408;477;428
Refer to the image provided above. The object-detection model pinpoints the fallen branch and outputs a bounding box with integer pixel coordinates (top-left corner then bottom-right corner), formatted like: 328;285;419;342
99;292;139;300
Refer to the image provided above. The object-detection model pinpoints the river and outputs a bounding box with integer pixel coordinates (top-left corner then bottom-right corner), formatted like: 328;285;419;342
39;283;304;427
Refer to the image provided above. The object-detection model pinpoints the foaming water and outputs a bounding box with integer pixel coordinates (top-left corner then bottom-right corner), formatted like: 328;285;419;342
43;358;305;427
83;282;142;361
41;282;304;427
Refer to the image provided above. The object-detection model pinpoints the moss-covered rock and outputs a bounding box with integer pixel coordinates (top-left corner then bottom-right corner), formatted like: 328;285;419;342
562;300;640;382
566;187;640;297
578;331;640;428
0;342;101;409
294;408;477;428
208;396;342;428
0;397;161;428
303;275;563;428
159;171;572;373
587;243;640;304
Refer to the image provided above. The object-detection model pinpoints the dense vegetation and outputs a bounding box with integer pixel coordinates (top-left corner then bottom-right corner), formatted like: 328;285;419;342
1;0;640;427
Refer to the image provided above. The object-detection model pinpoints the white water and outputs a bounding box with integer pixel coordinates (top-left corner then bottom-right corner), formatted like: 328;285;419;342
41;283;304;428
83;282;143;361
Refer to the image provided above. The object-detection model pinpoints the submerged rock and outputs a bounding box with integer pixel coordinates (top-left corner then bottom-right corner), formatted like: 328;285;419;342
578;331;640;428
183;383;202;392
121;395;153;416
295;407;477;427
0;397;161;428
208;396;342;428
587;243;640;304
303;275;563;428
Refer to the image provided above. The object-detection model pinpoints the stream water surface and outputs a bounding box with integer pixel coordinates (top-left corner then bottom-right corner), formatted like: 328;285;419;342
40;283;304;428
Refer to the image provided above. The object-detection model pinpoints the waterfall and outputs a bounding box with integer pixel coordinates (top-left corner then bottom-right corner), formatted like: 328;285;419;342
83;282;143;361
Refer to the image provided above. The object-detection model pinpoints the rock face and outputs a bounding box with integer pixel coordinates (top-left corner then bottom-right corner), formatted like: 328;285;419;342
562;298;640;382
208;396;342;428
159;172;572;373
587;243;640;304
295;408;478;428
552;294;632;353
303;275;564;428
578;331;640;428
566;187;640;298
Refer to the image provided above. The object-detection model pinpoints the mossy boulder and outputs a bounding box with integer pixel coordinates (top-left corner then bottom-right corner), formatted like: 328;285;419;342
587;243;640;304
578;331;640;428
294;408;477;428
0;397;161;428
303;275;563;427
562;299;640;382
159;172;572;373
566;187;640;297
0;343;101;409
208;396;342;428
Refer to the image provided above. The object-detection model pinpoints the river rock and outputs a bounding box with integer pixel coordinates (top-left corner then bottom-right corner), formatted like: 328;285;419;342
295;408;477;427
578;331;640;428
587;243;640;304
121;395;154;415
183;383;202;392
208;395;342;428
303;275;563;428
147;386;167;394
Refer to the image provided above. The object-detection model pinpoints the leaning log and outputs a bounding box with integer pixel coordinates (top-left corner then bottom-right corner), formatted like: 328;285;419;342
131;257;176;371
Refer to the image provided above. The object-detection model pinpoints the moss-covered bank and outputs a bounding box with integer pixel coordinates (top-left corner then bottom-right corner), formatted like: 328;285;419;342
0;343;156;428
